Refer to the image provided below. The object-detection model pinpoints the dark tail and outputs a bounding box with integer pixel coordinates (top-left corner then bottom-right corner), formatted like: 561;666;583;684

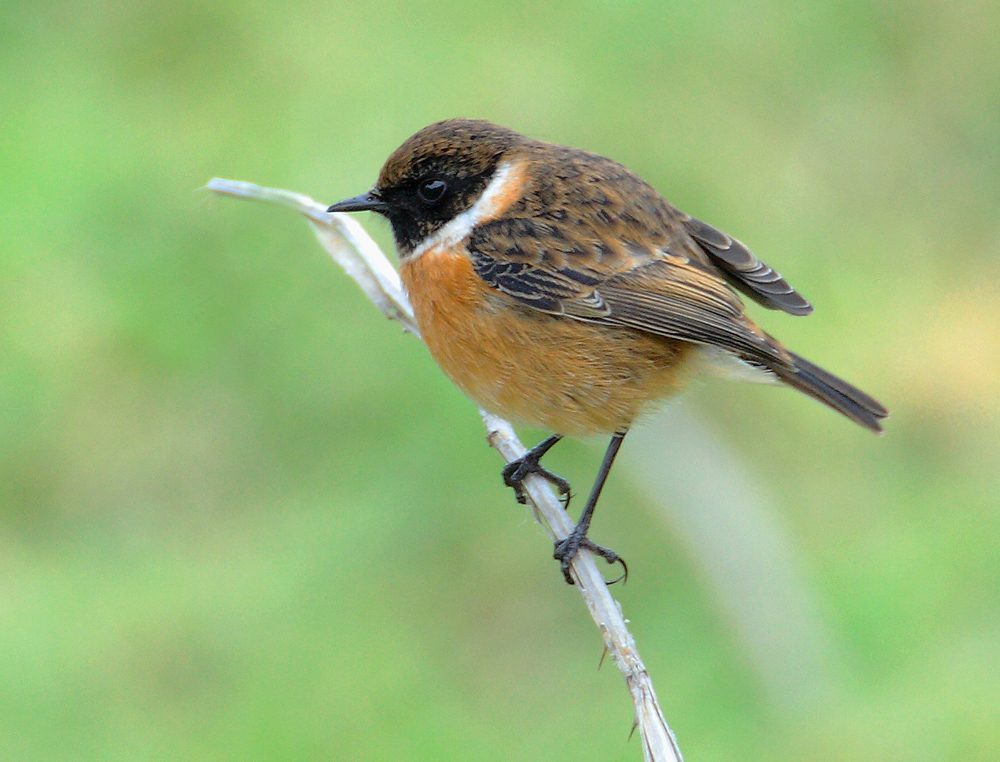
769;350;889;433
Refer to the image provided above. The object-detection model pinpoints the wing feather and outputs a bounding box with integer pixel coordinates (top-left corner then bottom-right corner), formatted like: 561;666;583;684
470;237;787;366
681;215;813;316
580;262;781;361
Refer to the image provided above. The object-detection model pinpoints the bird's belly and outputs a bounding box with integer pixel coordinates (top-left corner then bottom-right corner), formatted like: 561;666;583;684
401;248;694;436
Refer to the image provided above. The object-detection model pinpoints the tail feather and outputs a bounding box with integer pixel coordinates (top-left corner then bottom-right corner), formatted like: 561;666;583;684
770;351;889;433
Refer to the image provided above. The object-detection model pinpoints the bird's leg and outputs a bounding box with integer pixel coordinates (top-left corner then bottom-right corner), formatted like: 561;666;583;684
553;430;628;585
502;434;571;507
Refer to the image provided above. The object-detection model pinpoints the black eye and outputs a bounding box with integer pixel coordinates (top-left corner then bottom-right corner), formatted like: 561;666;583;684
417;178;448;206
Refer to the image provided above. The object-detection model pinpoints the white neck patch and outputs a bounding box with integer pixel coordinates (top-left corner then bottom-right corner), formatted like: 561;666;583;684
409;160;521;259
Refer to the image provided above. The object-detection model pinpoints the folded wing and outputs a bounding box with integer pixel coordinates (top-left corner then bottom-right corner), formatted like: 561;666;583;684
681;215;813;316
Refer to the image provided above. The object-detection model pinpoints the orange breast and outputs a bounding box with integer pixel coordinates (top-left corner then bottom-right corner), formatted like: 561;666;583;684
400;245;694;437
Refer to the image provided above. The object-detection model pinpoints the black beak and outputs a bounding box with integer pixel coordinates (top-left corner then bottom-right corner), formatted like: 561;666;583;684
327;191;388;214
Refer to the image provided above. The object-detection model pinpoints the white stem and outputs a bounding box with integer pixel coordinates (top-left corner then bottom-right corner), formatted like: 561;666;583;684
205;177;684;762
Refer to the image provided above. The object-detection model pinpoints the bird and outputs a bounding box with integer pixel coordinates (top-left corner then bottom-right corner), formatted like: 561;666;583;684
327;118;888;585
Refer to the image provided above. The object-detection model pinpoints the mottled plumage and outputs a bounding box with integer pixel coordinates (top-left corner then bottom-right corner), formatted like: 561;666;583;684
328;119;888;583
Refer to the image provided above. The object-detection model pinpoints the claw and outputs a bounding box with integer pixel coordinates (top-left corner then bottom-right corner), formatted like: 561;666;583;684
501;436;571;507
553;532;628;586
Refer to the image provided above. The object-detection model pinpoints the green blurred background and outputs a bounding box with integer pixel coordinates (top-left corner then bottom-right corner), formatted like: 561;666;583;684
2;1;998;760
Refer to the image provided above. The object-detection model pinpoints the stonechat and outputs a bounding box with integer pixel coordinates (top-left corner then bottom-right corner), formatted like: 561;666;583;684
328;119;888;584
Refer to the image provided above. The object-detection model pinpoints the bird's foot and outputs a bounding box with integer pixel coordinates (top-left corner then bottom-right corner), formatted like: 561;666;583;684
553;528;628;586
502;450;571;508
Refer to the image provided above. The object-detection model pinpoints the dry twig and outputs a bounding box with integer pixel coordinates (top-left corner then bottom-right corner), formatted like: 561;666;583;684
206;178;684;762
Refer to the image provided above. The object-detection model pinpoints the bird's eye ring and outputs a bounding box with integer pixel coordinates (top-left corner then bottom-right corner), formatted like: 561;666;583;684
417;178;448;206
